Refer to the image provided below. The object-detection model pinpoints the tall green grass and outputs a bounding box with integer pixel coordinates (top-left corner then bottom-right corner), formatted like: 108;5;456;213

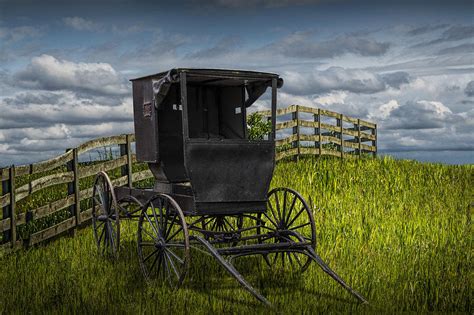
0;156;472;314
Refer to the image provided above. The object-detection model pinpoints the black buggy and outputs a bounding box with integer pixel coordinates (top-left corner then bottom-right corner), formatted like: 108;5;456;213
91;68;367;306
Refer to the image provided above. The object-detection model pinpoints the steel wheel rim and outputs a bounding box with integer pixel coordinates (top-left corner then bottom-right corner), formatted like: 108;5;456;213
137;194;190;288
91;171;120;258
260;187;316;272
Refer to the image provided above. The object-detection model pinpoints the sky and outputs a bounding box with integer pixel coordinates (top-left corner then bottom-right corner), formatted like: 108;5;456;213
0;0;473;166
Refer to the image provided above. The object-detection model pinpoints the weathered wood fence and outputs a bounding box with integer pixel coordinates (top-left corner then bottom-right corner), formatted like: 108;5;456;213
0;134;154;253
0;105;376;253
261;105;377;160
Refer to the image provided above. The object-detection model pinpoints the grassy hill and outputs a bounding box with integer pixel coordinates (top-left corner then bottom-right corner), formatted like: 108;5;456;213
0;156;472;314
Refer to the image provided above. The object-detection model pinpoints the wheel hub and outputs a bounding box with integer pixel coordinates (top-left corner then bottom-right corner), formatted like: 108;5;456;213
97;214;109;222
155;238;166;249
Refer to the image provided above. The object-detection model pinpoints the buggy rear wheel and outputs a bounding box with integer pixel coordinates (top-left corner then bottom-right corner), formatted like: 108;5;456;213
259;187;316;272
201;215;243;245
118;195;143;220
91;171;120;258
137;194;190;288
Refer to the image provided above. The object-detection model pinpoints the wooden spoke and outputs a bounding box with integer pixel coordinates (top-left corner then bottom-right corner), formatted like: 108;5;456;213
259;187;317;272
164;213;178;239
289;222;311;231
144;248;160;263
165;251;181;280
166;226;184;243
287;207;306;227
262;212;279;228
281;190;288;224
143;211;161;239
284;195;298;226
165;247;185;265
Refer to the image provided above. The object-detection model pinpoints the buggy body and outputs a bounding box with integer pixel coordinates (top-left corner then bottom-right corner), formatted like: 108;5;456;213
130;68;283;215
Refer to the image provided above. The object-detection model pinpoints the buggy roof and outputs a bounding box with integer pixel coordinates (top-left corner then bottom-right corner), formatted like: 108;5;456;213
131;68;282;86
132;68;283;109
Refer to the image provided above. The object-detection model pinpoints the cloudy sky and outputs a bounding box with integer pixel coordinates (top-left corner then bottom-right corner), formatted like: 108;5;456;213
0;0;473;166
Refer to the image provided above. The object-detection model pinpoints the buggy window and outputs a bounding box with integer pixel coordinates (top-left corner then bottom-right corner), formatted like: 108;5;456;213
187;85;246;139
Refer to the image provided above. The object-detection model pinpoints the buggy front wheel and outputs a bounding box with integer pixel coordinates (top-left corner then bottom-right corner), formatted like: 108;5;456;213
137;194;190;288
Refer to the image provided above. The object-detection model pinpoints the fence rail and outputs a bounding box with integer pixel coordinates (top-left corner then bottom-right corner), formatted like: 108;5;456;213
0;105;376;253
255;104;377;160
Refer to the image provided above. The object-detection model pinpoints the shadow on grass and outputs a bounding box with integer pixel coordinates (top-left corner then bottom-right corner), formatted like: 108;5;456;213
181;250;361;309
105;236;365;311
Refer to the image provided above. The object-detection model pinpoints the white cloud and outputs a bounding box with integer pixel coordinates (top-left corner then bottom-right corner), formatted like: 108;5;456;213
14;55;128;95
369;100;400;120
0;91;133;129
314;91;348;106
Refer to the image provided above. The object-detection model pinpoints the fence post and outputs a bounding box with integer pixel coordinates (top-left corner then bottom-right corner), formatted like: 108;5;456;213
67;149;80;232
292;105;300;161
337;114;344;159
2;166;16;248
357;119;362;158
372;124;377;157
317;109;322;156
120;135;133;188
313;111;319;155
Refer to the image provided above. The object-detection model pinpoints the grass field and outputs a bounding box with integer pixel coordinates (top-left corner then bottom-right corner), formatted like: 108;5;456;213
0;156;472;314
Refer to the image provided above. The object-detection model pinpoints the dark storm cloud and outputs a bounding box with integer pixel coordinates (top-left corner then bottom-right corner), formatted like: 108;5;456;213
265;32;390;59
414;25;474;47
406;24;449;36
116;32;187;70
194;0;473;9
3;91;64;106
381;72;411;89
385;101;457;130
193;0;322;8
283;67;410;95
187;36;242;59
437;43;474;55
465;81;474;97
367;54;473;76
435;25;474;42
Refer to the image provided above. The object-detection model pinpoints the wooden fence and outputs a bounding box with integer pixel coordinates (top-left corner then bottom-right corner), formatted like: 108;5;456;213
0;105;376;253
0;134;155;253
259;105;377;160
